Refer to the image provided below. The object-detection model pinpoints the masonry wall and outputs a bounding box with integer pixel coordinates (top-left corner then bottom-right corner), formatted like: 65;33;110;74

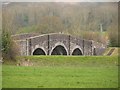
14;33;106;56
70;36;83;55
92;41;106;55
29;35;48;55
49;34;70;55
15;40;27;56
84;40;92;55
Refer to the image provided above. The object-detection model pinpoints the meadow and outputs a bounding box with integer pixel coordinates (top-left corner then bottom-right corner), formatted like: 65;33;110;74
2;56;118;88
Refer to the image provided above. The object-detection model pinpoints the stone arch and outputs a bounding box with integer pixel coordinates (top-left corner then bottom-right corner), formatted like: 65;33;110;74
72;48;82;55
71;46;83;55
33;48;46;55
32;45;47;55
50;42;68;55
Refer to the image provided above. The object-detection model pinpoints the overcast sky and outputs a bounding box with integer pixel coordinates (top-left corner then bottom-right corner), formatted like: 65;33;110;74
1;0;119;2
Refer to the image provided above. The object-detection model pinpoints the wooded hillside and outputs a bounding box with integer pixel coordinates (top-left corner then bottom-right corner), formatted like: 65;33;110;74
2;2;118;46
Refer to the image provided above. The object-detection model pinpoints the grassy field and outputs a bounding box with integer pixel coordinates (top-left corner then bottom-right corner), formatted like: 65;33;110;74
2;56;118;88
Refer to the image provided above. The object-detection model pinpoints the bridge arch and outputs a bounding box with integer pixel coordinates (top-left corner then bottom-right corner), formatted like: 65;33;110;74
32;46;47;55
50;42;68;55
71;46;83;55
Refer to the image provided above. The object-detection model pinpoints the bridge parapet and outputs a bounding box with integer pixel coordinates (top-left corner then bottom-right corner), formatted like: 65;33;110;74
12;33;39;40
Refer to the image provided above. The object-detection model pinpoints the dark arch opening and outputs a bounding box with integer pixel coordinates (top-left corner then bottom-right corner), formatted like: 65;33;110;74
72;48;82;55
33;48;46;55
93;48;96;55
51;45;67;55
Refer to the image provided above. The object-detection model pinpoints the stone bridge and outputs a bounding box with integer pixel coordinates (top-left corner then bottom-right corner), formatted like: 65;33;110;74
12;33;106;56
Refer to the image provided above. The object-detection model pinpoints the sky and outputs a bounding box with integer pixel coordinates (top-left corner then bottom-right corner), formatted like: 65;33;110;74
1;0;119;2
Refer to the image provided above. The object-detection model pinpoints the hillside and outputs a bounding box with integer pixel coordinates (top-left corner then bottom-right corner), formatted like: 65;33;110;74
2;2;118;46
3;2;117;34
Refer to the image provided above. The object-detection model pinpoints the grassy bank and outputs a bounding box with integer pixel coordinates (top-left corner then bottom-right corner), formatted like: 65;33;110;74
2;56;118;88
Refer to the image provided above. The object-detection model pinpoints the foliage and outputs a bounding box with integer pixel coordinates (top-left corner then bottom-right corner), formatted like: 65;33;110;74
3;3;117;33
108;26;119;47
2;30;20;61
72;30;108;44
2;2;118;46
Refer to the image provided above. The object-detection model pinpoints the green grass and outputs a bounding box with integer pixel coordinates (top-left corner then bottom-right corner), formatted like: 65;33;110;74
2;56;118;88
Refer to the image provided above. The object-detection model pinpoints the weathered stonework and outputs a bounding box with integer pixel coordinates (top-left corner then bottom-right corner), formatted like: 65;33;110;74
12;33;106;56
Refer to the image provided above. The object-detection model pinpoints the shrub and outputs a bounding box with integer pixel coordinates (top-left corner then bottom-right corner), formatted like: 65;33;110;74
108;28;119;47
2;31;20;61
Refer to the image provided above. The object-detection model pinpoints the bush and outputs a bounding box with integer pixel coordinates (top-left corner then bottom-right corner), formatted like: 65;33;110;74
108;28;119;47
72;30;107;44
2;31;20;61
